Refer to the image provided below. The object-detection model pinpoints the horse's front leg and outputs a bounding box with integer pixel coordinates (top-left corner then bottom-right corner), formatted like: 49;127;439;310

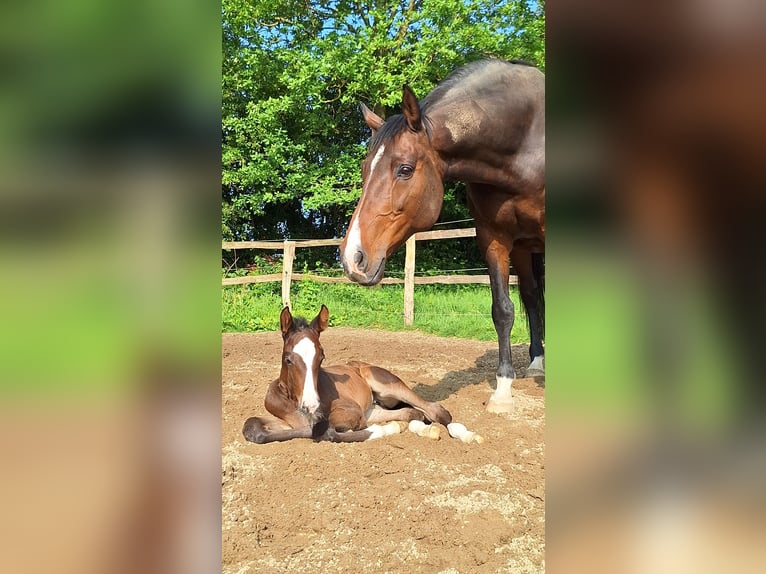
483;240;517;414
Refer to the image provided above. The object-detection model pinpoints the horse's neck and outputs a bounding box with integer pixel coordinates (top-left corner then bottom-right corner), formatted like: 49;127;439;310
427;105;505;182
427;102;542;189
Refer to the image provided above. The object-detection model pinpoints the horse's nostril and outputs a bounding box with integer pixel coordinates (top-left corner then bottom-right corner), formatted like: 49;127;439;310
354;250;365;269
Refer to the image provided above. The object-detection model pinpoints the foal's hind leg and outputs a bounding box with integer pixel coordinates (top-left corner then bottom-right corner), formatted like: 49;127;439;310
352;363;452;426
365;405;427;424
323;400;403;442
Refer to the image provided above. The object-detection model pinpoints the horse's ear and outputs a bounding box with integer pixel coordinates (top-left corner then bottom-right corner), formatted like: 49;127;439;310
402;85;422;132
311;304;329;334
279;306;293;337
360;102;384;132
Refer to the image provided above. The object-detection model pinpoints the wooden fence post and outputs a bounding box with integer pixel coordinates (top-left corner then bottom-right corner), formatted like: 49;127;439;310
281;240;296;309
403;236;416;325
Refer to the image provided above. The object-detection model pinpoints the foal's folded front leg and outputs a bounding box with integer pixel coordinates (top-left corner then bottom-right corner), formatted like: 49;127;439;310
242;416;314;444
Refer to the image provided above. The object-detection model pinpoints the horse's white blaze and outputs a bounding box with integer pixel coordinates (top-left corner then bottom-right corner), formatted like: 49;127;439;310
369;143;386;178
528;355;545;372
341;144;385;273
293;337;320;413
342;216;363;271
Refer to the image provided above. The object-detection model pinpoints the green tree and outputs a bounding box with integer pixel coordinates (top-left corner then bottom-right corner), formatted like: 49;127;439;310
222;0;544;267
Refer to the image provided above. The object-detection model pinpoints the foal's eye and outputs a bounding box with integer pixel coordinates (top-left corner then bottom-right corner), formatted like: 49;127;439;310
283;355;292;365
396;164;414;179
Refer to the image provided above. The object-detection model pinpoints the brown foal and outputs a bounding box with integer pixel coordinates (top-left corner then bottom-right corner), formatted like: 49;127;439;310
242;305;452;444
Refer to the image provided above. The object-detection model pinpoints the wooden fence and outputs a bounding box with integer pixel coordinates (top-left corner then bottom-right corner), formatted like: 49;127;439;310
222;227;517;325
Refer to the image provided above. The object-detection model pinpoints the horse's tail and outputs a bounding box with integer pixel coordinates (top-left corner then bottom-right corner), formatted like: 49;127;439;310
531;252;545;341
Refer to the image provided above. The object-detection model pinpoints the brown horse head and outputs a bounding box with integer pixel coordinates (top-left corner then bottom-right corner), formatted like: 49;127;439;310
279;305;328;415
340;86;445;285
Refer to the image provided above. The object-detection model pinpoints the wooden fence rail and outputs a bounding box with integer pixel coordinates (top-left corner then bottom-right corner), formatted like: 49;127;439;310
222;228;517;325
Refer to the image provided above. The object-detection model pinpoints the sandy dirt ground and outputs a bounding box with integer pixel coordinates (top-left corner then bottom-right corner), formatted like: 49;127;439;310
222;327;544;574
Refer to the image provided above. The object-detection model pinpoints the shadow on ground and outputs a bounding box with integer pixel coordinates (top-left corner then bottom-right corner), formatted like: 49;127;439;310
412;344;543;402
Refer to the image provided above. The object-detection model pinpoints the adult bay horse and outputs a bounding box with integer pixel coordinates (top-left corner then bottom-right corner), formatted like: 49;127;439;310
242;305;481;444
340;59;545;413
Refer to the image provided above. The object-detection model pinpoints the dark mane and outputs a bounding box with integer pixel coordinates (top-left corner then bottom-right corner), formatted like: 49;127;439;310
369;113;409;153
368;59;536;153
290;316;310;331
368;112;434;154
422;58;536;111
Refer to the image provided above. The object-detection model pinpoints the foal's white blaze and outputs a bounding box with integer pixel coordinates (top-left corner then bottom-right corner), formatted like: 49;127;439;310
340;144;385;274
293;337;320;413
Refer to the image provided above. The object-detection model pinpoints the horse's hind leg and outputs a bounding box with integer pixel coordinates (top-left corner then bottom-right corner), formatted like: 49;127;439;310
354;364;452;426
511;247;545;377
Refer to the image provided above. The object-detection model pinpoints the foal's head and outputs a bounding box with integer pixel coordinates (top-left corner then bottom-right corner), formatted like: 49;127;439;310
340;86;445;285
279;305;329;416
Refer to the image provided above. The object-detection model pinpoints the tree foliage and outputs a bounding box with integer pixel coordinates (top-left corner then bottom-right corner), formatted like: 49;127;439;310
222;0;545;255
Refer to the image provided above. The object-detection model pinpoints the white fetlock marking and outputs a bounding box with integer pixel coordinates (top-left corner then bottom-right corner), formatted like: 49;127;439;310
528;355;545;372
447;422;484;444
489;375;514;402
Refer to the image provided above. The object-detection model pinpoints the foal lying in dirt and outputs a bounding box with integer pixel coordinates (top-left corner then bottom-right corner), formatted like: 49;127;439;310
243;305;481;444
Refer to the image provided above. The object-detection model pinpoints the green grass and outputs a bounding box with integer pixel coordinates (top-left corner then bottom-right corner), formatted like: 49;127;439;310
222;280;530;344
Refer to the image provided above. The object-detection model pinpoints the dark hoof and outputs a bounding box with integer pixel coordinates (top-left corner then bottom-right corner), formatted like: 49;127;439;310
242;417;268;444
312;418;330;440
428;404;452;426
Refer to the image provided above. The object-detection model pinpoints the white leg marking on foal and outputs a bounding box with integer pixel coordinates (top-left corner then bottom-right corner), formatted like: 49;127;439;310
293;337;320;413
486;376;515;413
447;422;484;444
408;420;440;440
366;421;402;440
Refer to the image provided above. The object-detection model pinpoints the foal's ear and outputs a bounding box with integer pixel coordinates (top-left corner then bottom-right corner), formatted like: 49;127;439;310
360;102;384;132
279;306;293;337
402;85;422;132
311;304;329;334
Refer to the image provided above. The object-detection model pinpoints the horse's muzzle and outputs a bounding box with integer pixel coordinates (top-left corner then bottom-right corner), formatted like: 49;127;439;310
342;254;386;286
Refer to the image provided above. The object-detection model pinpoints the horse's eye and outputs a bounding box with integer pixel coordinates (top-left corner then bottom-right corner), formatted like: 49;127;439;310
396;164;414;179
283;355;292;366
